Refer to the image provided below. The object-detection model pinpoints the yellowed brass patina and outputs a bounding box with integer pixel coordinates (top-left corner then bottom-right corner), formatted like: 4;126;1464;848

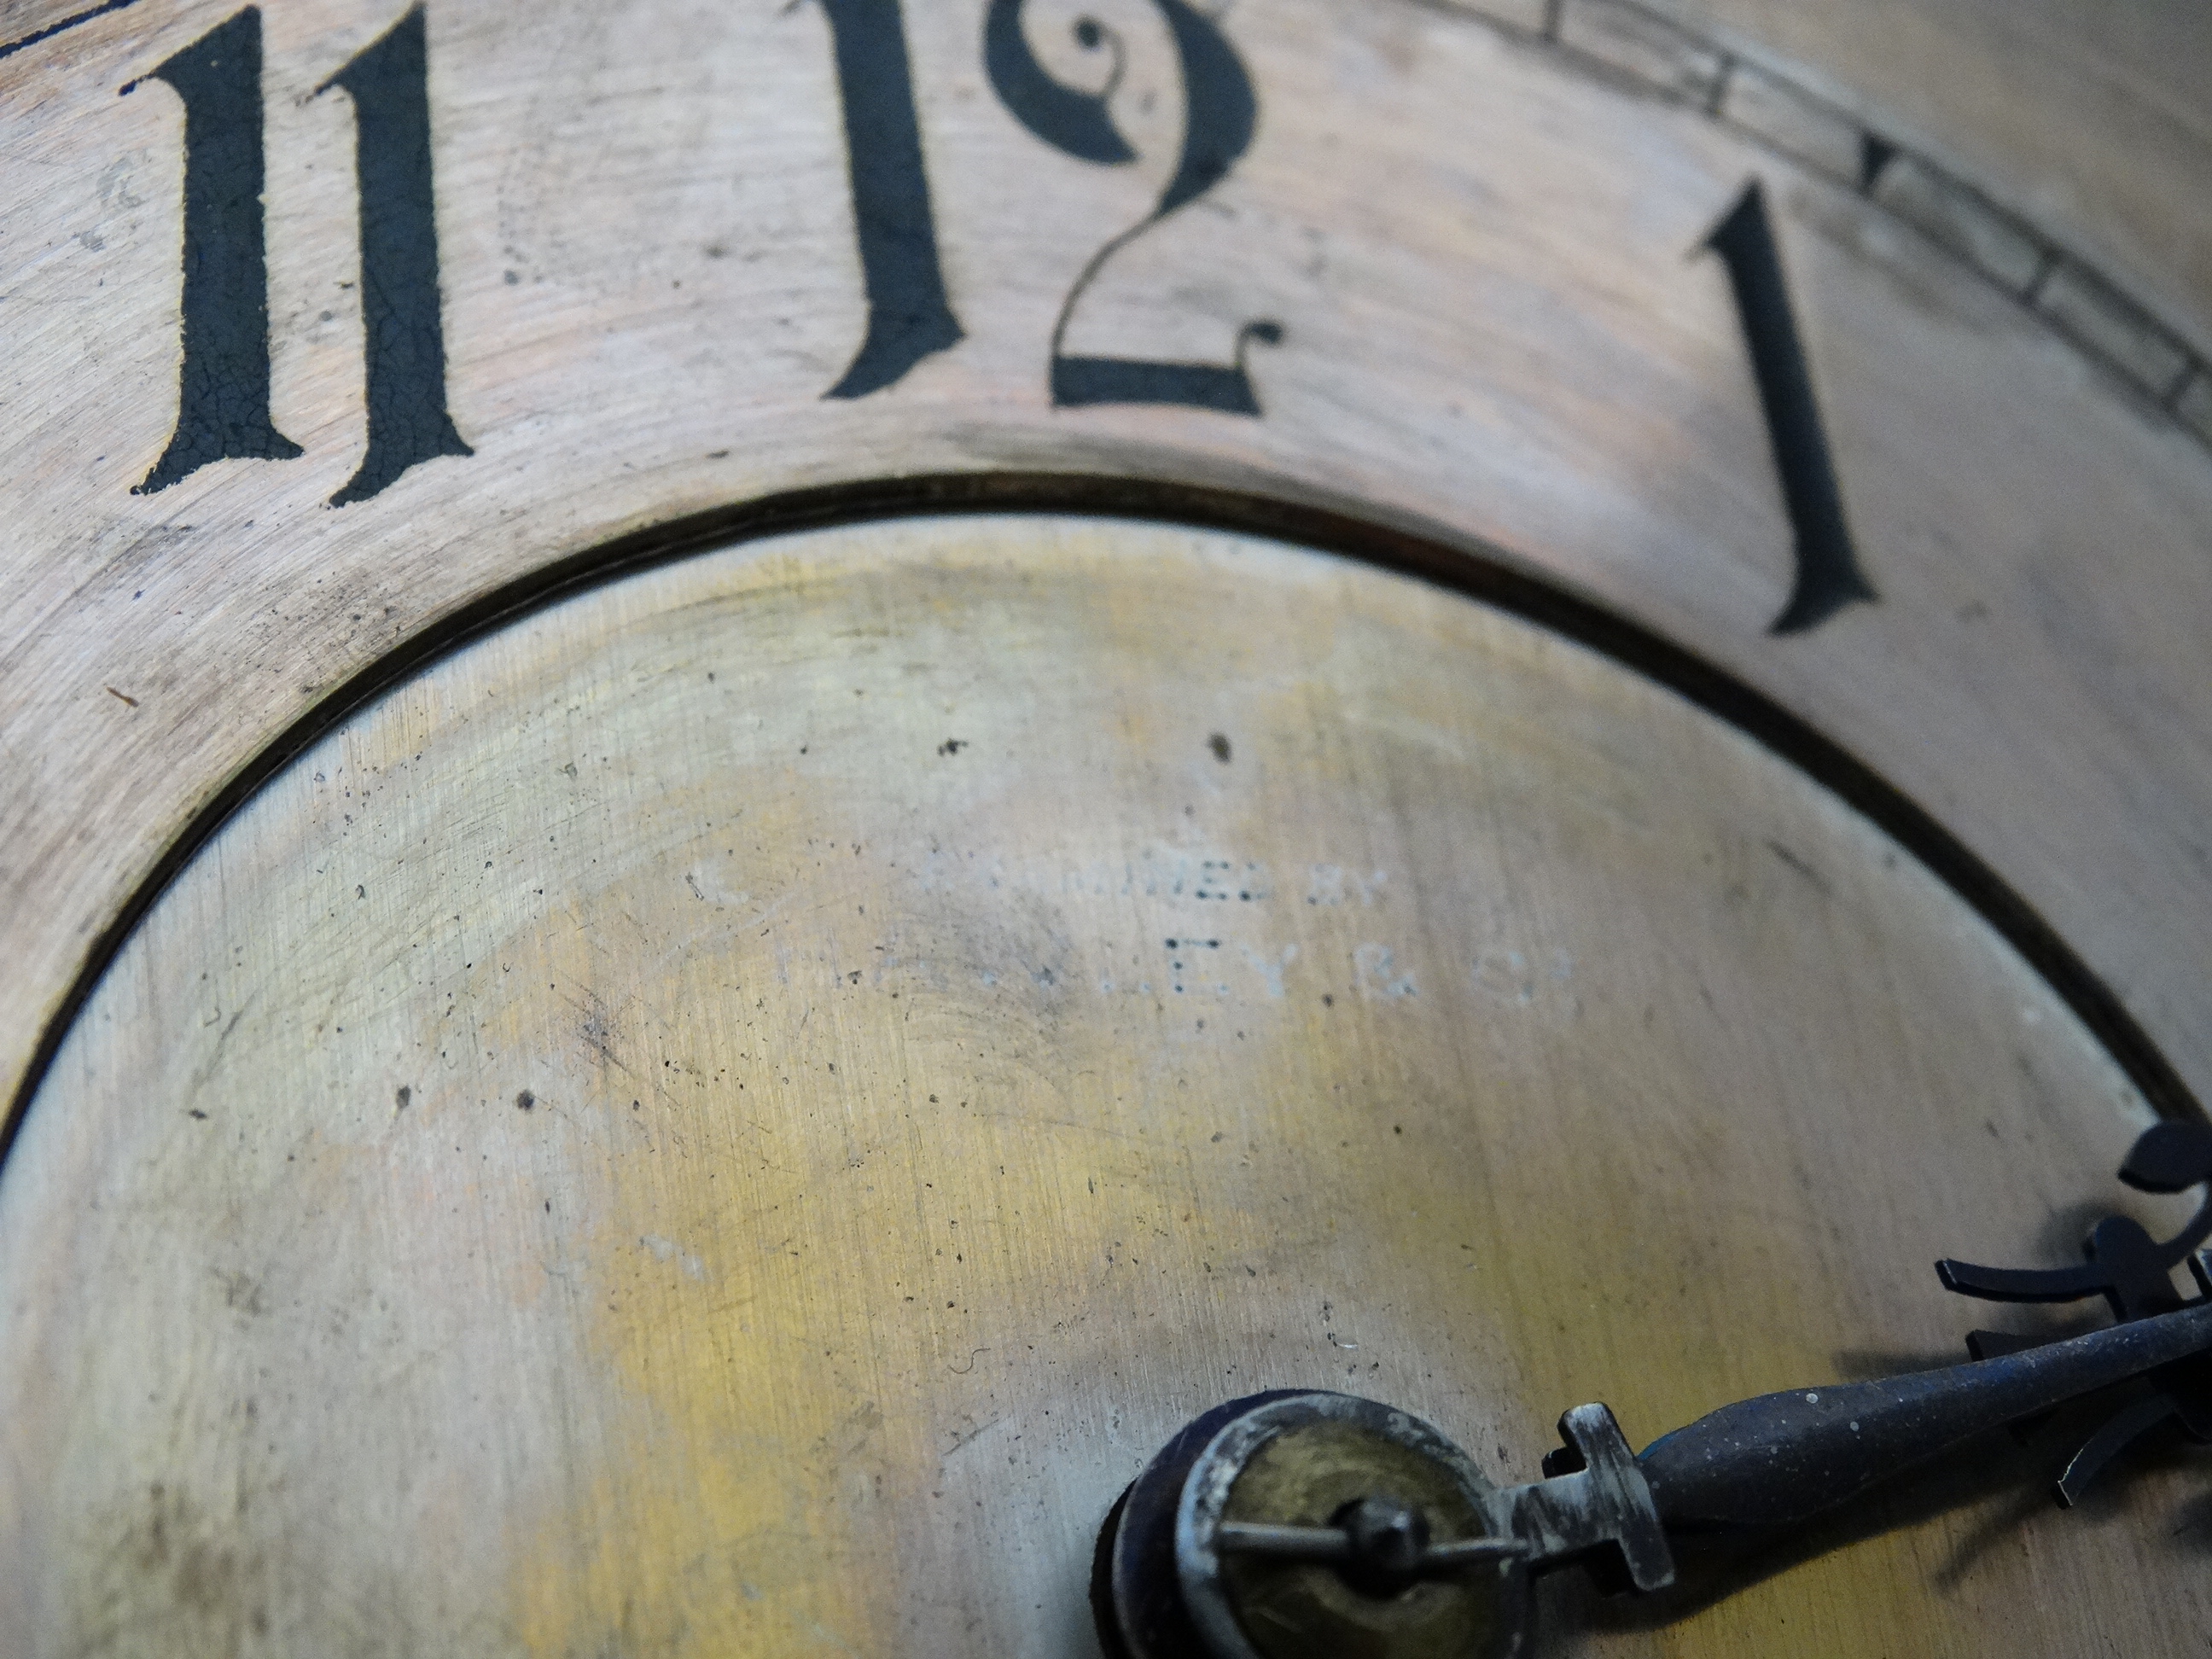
2;515;2198;1656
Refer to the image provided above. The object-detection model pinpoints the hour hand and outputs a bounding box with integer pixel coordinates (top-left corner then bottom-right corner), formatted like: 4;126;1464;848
1633;1297;2212;1534
1097;1301;2212;1659
1097;1127;2212;1659
1932;1118;2212;1495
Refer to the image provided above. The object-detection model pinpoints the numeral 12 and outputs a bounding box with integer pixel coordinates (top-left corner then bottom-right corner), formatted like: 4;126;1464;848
128;5;469;504
816;0;1281;416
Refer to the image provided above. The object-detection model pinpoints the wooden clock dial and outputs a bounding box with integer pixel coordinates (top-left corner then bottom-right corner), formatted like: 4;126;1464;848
2;3;2209;1654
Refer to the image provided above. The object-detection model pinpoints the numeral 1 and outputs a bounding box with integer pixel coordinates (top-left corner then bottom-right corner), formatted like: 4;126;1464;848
815;0;963;399
129;8;300;493
317;7;471;505
131;5;467;504
1703;181;1876;635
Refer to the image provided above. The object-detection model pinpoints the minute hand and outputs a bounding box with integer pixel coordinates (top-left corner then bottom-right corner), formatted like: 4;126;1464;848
1636;1299;2212;1531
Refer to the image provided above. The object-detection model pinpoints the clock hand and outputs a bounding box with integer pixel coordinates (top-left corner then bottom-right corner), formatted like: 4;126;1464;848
1931;1118;2212;1503
1174;1299;2212;1588
1630;1295;2212;1534
1109;1307;2212;1658
1103;1122;2212;1659
1936;1121;2212;1312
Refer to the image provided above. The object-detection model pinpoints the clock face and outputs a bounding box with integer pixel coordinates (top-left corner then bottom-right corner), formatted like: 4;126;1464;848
3;511;2201;1656
2;3;2209;1656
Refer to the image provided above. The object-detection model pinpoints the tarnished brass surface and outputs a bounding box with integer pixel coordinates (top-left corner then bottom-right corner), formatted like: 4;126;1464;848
0;515;2197;1656
1219;1419;1505;1659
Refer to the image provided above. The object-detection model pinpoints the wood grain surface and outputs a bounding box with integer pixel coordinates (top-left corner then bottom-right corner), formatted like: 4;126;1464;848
3;0;2212;1142
3;515;2202;1656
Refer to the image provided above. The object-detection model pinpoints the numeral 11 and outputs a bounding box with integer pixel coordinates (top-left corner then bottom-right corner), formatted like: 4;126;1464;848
128;6;468;504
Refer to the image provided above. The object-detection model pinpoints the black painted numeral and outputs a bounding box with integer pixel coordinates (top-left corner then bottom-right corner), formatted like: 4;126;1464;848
130;5;466;504
317;7;471;505
987;0;1280;413
816;0;964;399
130;8;301;493
1703;180;1876;635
